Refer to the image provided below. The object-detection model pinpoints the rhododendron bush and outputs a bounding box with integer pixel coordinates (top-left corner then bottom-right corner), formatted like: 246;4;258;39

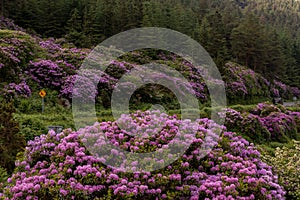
0;30;41;86
0;17;25;32
220;103;300;143
0;28;90;101
224;62;300;103
3;81;31;99
1;26;300;106
224;62;270;99
0;111;286;199
0;31;44;98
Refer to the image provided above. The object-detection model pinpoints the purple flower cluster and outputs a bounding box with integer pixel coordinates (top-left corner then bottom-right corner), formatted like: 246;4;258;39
271;88;280;97
253;103;282;117
3;81;31;99
39;38;62;54
273;80;287;94
220;103;300;143
60;54;210;103
272;80;300;98
223;62;300;101
0;30;92;100
60;69;117;102
0;43;20;64
0;111;285;199
0;17;25;32
290;87;300;98
155;53;212;100
0;30;39;96
50;47;89;68
261;112;297;141
26;60;66;89
219;108;243;131
0;34;34;68
228;81;248;95
224;62;269;98
38;37;89;69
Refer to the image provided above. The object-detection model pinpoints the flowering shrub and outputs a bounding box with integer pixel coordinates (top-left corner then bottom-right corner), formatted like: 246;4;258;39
224;62;270;101
50;47;90;68
1;29;299;105
261;112;297;142
251;103;282;117
271;88;280;98
218;108;243;132
253;103;298;142
219;103;300;144
39;38;63;54
38;36;89;68
262;140;300;199
115;51;212;101
0;30;40;83
0;111;286;199
0;17;25;32
26;59;78;90
271;80;300;99
240;113;271;143
219;108;271;143
60;52;211;105
0;33;86;100
2;81;31;99
26;60;66;89
273;80;287;96
60;69;117;103
290;87;300;98
288;111;300;139
223;62;300;103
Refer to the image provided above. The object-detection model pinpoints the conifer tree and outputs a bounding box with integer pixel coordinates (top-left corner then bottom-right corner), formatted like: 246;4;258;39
231;13;265;71
65;8;83;47
0;100;25;174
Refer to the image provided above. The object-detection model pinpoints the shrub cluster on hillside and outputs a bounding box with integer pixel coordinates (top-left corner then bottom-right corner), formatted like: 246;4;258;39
220;103;300;144
224;62;300;103
1;23;300;107
0;111;286;199
3;0;300;90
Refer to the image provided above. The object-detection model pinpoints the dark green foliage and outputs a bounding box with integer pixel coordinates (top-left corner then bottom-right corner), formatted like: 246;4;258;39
65;8;83;47
198;11;230;69
0;30;44;84
0;100;25;173
231;14;266;72
13;98;75;142
0;166;9;193
0;167;8;183
3;0;300;89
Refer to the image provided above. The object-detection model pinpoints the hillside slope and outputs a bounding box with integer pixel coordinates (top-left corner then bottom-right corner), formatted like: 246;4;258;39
0;19;299;106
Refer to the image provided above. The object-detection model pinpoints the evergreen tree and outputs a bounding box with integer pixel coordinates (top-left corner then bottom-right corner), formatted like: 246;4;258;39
198;11;230;70
290;37;300;87
276;31;297;84
65;8;84;47
0;100;25;174
230;13;266;71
